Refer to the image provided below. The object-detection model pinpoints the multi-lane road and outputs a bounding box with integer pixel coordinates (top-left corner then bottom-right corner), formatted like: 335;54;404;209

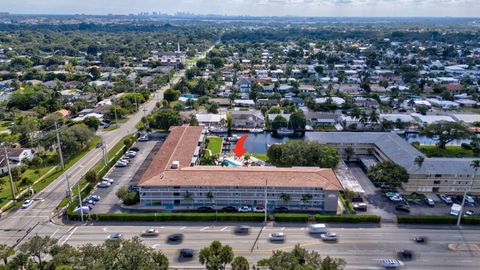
1;221;479;269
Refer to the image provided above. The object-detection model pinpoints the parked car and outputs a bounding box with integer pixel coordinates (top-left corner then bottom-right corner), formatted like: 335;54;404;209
89;195;101;201
168;233;184;242
83;198;95;206
129;147;140;152
320;232;338;242
397;249;413;259
439;194;453;204
115;161;128;167
197;206;214;213
465;210;474;216
179;248;195;258
222;206;237;212
353;202;367;211
97;181;111;188
253;206;266;213
385;192;400;198
138;135;149;142
465;195;475;205
389;195;403;202
380;259;404;269
413;236;427;243
125;151;137;158
273;207;288;213
22;199;34;209
395;204;410;213
238;206;252;212
107;233;123;240
234;226;250;234
141;228;159;237
102;177;114;184
269;232;285;241
73;206;90;214
424;198;435;207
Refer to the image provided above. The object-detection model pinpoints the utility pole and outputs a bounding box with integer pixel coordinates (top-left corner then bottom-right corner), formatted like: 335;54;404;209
66;173;73;203
3;147;16;202
78;183;84;222
54;121;65;170
114;106;118;126
457;176;475;226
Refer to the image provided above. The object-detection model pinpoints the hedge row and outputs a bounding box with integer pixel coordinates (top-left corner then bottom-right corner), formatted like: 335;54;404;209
397;215;480;225
315;214;381;223
67;212;266;222
274;214;310;222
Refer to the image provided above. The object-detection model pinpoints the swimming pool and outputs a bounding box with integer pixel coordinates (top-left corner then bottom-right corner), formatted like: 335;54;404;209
222;159;242;167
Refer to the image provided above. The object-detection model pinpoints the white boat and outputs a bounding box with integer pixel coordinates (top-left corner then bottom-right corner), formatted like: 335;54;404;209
391;128;405;135
249;128;264;133
276;127;294;136
209;126;228;133
228;135;240;142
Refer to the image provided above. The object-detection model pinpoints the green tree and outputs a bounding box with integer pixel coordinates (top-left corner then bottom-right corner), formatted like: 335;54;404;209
289;111;307;130
231;256;249;270
190;114;199;126
367;161;409;187
85;170;97;185
421;121;473;149
83;116;101;131
19;235;58;268
164;89;181;103
414;156;425;168
267;140;339;168
0;244;15;265
344;147;354;161
199;240;234;270
150;109;182;130
280;193;291;204
271;115;288;130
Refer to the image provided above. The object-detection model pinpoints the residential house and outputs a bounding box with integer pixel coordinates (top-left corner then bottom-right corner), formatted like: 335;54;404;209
236;77;252;93
353;97;380;109
231;111;265;128
0;148;34;174
304;112;338;126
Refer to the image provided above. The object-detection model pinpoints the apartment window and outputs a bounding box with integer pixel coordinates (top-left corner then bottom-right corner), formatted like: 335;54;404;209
173;192;180;196
433;181;441;185
434;174;442;178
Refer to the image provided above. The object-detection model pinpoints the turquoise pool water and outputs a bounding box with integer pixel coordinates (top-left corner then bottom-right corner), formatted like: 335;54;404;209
181;93;196;99
223;159;241;167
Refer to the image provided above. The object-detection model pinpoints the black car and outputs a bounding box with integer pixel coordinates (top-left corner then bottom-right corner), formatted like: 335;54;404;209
168;233;184;242
96;142;103;148
395;204;410;213
180;248;195;258
273;207;289;213
222;206;237;213
197;206;214;213
130;147;140;152
234;226;250;234
414;236;427;243
397;249;413;259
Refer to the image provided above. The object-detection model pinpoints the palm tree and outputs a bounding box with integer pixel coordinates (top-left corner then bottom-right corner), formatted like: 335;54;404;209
231;256;249;270
369;110;379;126
206;191;214;207
350;107;361;120
301;194;313;208
414;156;425;168
183;191;194;209
280;193;291;205
359;111;369;126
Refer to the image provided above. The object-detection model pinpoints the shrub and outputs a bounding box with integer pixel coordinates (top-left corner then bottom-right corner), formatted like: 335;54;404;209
67;212;266;222
315;214;381;223
461;143;472;150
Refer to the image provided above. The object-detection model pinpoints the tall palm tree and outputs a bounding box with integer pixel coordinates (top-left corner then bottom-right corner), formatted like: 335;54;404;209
369;110;379;125
206;191;214;207
301;194;313;208
183;191;194;209
280;193;291;205
350;107;361;120
344;147;354;162
359;111;369;126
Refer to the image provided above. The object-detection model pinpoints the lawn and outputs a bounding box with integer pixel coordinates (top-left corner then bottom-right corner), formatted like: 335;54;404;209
104;125;119;131
0;136;101;209
250;153;269;162
418;145;476;158
204;136;223;157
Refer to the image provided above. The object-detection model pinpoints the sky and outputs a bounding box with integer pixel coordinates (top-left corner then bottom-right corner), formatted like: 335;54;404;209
0;0;478;17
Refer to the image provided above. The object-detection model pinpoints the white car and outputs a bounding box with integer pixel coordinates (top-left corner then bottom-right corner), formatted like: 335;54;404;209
22;199;34;209
253;206;266;213
141;228;159;237
115;161;128;167
389;195;403;202
380;259;404;269
439;194;452;204
465;195;475;204
320;232;338;241
102;177;114;184
269;232;285;241
97;181;111;188
238;206;252;212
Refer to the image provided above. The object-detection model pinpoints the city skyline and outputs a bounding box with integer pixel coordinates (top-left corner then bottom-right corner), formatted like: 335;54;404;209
0;0;479;17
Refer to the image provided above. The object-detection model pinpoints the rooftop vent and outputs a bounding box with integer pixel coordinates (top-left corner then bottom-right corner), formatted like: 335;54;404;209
171;161;180;170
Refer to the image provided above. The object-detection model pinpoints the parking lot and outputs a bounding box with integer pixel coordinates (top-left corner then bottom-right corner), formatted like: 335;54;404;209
347;163;480;218
88;139;160;214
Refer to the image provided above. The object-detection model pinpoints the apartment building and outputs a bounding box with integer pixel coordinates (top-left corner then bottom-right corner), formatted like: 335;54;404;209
137;126;342;213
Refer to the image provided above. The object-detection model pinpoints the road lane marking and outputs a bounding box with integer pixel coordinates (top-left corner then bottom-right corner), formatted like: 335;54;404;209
50;228;59;238
220;227;228;231
103;227;109;232
60;227;78;245
281;227;285;231
180;226;186;230
200;227;210;231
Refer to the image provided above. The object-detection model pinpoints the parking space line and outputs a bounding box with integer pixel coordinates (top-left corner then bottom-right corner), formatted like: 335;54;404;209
50;228;59;238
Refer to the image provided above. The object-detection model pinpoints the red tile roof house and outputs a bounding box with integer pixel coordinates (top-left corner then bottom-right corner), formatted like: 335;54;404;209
0;148;34;174
444;84;463;95
137;126;343;213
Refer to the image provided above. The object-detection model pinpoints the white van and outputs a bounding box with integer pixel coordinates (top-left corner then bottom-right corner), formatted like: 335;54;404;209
74;206;90;214
308;223;328;234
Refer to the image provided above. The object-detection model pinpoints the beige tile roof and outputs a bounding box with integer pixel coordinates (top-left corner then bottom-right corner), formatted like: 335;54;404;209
141;166;342;190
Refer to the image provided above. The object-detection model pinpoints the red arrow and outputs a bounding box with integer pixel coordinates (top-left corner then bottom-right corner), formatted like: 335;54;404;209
232;135;248;158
